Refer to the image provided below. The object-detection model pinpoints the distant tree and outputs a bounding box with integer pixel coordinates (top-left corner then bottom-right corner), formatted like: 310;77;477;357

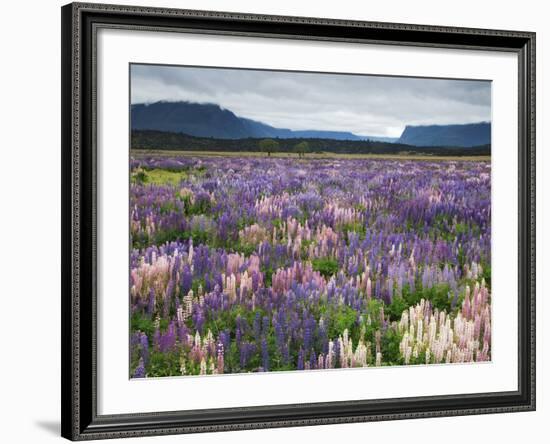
259;139;279;157
294;141;309;158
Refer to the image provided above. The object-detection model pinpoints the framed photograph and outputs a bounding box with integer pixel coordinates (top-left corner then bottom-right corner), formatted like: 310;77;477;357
61;2;536;440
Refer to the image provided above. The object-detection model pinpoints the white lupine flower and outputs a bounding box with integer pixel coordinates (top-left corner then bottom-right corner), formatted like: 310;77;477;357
327;340;334;369
428;316;437;347
417;319;423;344
394;282;490;365
405;346;412;365
366;278;372;300
338;336;346;368
399;311;409;333
318;354;325;369
188;243;194;265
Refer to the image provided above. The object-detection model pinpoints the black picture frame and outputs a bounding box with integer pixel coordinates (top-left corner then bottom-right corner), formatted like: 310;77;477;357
61;2;536;440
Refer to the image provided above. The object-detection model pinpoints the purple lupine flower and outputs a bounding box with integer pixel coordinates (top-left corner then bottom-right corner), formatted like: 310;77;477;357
133;358;146;378
164;278;175;318
318;319;328;355
180;266;193;296
262;316;270;336
219;330;231;355
147;287;155;317
386;277;393;305
297;349;305;370
140;332;149;366
153;326;161;351
253;312;262;341
193;309;205;334
235;314;243;345
261;338;269;371
159;321;176;352
333;338;341;368
309;350;317;370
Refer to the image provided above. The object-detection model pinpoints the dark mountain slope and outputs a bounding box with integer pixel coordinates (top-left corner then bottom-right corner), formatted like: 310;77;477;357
131;101;397;142
397;122;491;147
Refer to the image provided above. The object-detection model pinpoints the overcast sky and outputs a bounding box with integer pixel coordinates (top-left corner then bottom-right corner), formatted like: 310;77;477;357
131;64;491;137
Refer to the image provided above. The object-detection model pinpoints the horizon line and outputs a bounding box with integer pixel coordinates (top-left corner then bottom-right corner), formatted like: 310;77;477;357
130;99;491;139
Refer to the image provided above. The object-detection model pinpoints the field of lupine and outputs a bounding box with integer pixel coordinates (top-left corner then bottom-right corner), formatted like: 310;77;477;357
129;154;491;378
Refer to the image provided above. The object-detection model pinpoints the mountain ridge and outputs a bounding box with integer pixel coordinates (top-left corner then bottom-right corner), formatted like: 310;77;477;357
131;101;397;143
131;101;490;147
397;122;491;147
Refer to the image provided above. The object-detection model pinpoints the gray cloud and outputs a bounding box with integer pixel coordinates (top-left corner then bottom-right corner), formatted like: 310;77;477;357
131;64;491;137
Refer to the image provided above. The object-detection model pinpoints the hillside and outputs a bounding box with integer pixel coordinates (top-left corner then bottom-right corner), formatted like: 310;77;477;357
131;101;396;142
397;122;491;147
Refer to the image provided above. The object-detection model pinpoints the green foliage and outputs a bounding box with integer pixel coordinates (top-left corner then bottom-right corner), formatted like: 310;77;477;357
233;242;257;257
176;195;214;217
225;341;241;372
148;351;181;377
261;264;274;288
401;281;453;313
325;304;358;341
311;257;339;278
455;222;468;234
149;169;187;185
191;228;211;245
132;168;194;186
159;202;178;215
401;283;422;308
152;229;184;246
154;228;211;248
457;245;466;269
294;141;309;158
424;283;453;312
386;296;409;322
366;298;384;317
341;221;367;242
132;224;220;250
131;232;152;250
236;216;257;230
271;218;284;230
259;139;279;156
192;278;206;295
189;198;212;216
381;328;404;366
132;169;148;184
300;239;315;259
131;314;155;337
403;217;425;235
